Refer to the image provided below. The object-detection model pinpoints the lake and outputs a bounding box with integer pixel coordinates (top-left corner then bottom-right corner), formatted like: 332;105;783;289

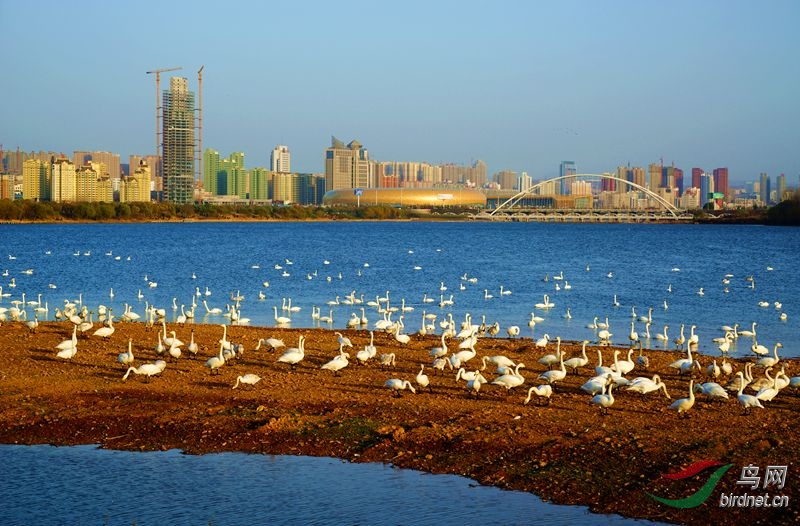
0;444;664;525
1;221;797;357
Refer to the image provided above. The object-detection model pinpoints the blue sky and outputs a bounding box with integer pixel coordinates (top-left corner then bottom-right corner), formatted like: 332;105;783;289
3;0;798;184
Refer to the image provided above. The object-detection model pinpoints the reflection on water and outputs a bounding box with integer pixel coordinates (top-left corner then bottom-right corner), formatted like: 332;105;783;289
0;444;663;525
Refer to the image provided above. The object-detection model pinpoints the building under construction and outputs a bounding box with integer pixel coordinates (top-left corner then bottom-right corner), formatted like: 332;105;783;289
162;76;195;204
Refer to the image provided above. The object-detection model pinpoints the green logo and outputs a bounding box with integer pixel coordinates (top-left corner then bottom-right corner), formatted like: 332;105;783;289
646;460;734;508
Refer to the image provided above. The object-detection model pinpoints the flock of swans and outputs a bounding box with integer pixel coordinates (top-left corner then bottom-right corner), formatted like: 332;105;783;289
1;241;796;418
35;290;795;419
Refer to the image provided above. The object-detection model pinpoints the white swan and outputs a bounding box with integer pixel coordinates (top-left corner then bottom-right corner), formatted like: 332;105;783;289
92;315;115;339
123;360;166;382
534;294;553;310
277;335;306;370
492;363;527;392
735;372;764;414
756;343;782;368
385;378;416;396
378;352;397;368
538;354;566;385
590;377;615;415
179;329;196;358
205;343;226;375
273;305;291;325
738;322;757;338
581;374;610;395
611;348;635;375
673;323;686;350
694;381;729;401
429;333;448;359
670;380;696;417
563;340;589;374
481;354;516;371
56;343;78;360
117;338;134;367
628;321;639;344
232;374;262;389
524;385;553;405
455;368;485;383
416;364;431;392
535;333;550;348
203;300;222;315
56;325;78;351
321;346;350;376
538;336;562;370
626;374;670;398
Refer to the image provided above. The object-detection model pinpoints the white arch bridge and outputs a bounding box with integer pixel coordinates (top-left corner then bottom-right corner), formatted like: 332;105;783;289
473;173;694;222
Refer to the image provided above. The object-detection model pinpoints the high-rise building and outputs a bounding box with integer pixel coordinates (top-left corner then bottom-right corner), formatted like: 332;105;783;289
759;172;770;204
229;166;249;199
51;158;77;202
162;77;195;203
250;167;270;200
129;155;160;191
648;163;661;192
0;174;14;200
631;166;646;190
120;160;152;202
691;168;703;189
203;149;222;195
298;174;326;205
22;159;51;201
712;167;729;200
518;171;532;193
324;137;370;191
73;151;120;179
271;145;291;173
674;168;684;196
559;161;576;195
777;173;786;202
494;170;517;190
439;160;487;187
571;180;592;196
699;173;714;208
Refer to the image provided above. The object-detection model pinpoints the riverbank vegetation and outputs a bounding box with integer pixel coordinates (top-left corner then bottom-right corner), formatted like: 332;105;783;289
3;197;798;224
0;199;447;222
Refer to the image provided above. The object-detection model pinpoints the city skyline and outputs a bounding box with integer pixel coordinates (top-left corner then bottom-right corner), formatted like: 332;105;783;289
3;1;798;184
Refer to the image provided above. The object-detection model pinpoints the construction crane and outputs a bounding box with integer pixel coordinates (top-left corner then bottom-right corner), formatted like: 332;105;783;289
146;66;182;181
196;65;204;188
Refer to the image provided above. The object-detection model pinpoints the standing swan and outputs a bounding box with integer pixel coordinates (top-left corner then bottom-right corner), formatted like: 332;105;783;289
92;315;115;339
590;376;615;415
277;335;306;370
117;338;135;367
670;380;696;417
735;372;764;414
416;364;432;393
205;343;226;375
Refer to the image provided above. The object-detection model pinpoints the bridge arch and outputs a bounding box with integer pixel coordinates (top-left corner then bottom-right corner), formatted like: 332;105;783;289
490;173;683;218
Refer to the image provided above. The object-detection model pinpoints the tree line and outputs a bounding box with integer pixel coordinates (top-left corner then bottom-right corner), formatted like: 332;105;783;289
0;199;437;222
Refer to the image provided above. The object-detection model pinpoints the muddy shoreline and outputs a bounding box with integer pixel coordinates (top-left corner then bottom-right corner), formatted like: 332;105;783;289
0;321;796;525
